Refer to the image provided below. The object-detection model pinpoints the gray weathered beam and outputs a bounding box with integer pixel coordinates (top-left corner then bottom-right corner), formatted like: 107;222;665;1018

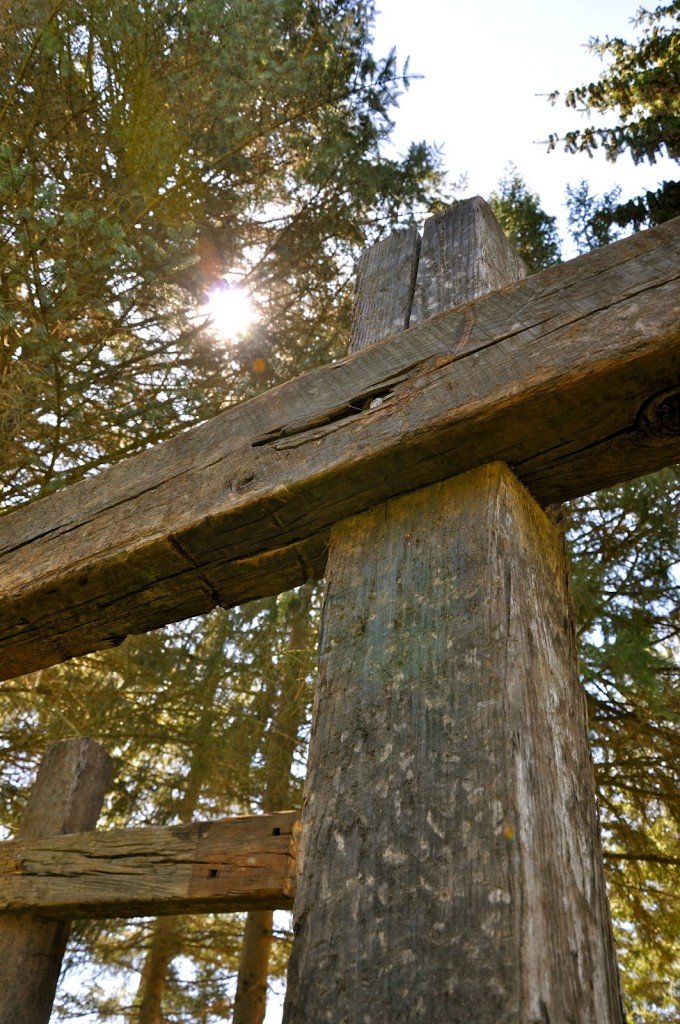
0;739;113;1024
284;464;626;1022
0;214;678;680
410;197;527;321
282;200;624;1023
0;811;299;919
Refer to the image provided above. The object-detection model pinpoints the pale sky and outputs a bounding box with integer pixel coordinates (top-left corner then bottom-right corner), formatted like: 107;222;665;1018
373;0;677;255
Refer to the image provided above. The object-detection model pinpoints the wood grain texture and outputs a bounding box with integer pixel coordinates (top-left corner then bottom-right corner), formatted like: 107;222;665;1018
284;206;623;1022
283;464;624;1022
16;738;113;843
0;739;112;1024
349;225;420;352
0;811;299;919
410;195;526;323
1;213;678;680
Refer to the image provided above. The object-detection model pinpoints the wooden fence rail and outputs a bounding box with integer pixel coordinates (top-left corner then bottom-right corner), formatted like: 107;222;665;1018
0;741;298;1024
0;810;299;919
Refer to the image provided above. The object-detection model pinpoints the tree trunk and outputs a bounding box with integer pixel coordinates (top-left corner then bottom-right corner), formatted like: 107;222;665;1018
232;910;273;1024
132;590;313;1024
132;616;231;1024
134;916;183;1024
232;586;314;1024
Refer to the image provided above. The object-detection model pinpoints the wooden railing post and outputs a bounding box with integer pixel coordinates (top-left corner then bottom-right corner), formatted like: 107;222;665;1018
283;200;625;1022
0;737;113;1024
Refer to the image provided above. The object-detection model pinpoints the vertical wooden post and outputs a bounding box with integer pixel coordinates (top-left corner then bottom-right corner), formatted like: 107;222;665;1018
0;737;113;1024
283;199;625;1023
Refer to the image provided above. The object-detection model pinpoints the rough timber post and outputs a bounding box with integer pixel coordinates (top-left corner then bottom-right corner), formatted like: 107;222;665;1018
0;737;113;1024
283;199;625;1022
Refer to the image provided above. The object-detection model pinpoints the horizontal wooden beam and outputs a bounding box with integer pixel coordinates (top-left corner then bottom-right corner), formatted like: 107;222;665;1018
1;218;678;680
0;811;299;920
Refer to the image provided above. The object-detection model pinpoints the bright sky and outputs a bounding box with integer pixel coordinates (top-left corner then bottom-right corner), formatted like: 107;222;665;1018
208;1;676;339
372;0;677;256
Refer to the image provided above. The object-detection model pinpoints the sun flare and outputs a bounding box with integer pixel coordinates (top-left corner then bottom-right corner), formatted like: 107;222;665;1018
202;283;255;341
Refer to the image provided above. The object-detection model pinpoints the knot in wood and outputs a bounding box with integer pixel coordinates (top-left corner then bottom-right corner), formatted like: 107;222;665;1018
636;386;680;441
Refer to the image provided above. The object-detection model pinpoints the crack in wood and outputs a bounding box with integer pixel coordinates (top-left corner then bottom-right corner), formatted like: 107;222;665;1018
166;536;223;607
251;373;413;447
1;217;678;681
253;273;676;457
514;385;680;475
0;811;300;918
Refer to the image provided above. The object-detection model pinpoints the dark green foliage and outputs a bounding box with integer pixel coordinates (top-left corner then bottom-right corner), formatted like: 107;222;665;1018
0;2;446;1018
0;591;322;1021
567;177;680;251
567;471;679;1021
550;2;679;233
550;2;679;164
0;0;444;507
566;180;625;252
494;166;679;1022
0;0;676;1013
610;179;680;229
489;169;561;271
553;44;680;1008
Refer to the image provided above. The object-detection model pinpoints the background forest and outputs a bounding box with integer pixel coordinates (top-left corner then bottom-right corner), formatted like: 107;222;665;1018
0;1;677;1022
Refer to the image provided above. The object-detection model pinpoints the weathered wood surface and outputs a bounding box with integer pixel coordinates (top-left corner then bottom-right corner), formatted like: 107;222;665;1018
283;206;623;1022
349;223;420;352
410;196;527;322
0;738;113;1024
284;464;624;1023
0;810;299;919
1;209;679;681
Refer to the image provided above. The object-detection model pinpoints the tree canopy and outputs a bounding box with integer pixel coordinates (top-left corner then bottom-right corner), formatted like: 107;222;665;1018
489;168;561;272
491;171;679;1023
549;1;679;232
546;4;680;990
0;0;445;507
0;2;678;1022
0;2;446;1019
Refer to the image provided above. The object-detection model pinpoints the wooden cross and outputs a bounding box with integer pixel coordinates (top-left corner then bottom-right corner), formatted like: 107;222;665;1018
0;199;678;1021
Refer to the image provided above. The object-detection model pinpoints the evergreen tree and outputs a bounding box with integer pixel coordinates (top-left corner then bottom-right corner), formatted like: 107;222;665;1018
0;0;445;507
0;591;321;1022
489;168;561;271
565;180;626;252
549;1;679;233
4;0;675;1014
567;472;679;1023
0;3;447;1019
